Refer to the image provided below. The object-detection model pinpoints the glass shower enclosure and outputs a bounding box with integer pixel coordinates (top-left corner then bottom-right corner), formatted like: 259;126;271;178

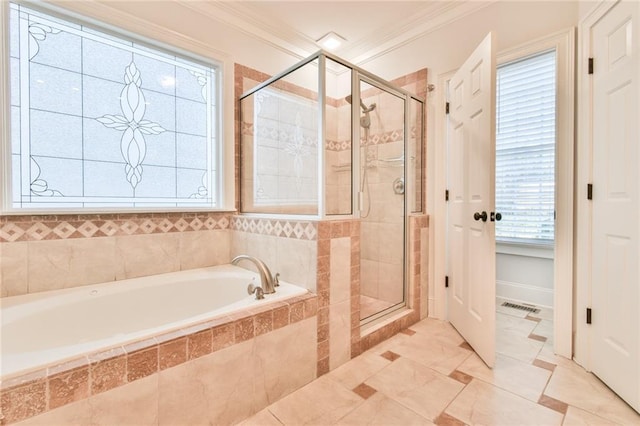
239;51;424;324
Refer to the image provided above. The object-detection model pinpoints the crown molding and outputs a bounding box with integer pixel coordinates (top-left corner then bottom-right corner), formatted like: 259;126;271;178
181;1;314;61
349;1;496;66
183;1;497;67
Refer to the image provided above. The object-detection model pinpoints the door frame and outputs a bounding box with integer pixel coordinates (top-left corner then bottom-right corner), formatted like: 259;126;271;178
429;28;575;359
574;0;636;370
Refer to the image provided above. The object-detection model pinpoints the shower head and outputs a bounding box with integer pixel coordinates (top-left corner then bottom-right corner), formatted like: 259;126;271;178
345;95;371;113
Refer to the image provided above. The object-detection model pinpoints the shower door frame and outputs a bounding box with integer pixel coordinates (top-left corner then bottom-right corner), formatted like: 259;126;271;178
354;73;412;325
238;50;425;324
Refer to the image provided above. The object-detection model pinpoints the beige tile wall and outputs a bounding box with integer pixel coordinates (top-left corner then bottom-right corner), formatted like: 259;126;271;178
0;213;232;298
329;237;352;370
230;218;318;292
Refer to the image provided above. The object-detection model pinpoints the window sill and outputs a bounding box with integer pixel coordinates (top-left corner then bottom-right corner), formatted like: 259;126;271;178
496;240;554;259
0;207;237;217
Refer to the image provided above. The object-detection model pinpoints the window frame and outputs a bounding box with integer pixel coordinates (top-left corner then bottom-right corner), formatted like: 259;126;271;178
495;48;557;247
0;0;234;214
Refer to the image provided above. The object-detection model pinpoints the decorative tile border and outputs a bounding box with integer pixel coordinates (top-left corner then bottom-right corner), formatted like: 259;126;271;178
0;293;317;425
230;216;317;240
326;127;417;152
0;212;231;243
242;121;412;153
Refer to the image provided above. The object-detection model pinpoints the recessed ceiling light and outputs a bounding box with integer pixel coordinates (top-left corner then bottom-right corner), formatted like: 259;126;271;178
317;32;346;51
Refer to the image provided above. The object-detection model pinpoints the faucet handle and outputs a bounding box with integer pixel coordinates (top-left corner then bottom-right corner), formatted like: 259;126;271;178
247;283;265;300
274;272;280;287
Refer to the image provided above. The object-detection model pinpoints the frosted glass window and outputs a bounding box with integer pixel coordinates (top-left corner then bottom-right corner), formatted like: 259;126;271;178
495;50;556;243
7;3;220;209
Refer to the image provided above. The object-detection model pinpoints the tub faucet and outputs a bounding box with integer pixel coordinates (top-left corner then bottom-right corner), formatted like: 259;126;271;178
231;255;277;294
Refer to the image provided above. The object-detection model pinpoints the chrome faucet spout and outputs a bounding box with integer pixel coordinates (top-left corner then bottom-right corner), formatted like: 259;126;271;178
231;255;276;294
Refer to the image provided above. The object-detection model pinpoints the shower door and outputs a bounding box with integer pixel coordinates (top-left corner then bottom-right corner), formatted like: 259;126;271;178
358;79;407;323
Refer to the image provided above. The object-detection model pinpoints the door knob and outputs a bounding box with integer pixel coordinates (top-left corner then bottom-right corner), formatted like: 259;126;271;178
490;212;502;222
473;211;488;222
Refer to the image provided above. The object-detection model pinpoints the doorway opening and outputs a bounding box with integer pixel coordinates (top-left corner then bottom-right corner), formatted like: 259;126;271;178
494;49;557;358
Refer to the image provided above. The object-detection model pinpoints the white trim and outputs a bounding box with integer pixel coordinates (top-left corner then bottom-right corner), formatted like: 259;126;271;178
182;1;497;73
496;280;554;309
0;2;10;211
432;28;575;358
1;0;236;213
574;0;619;370
427;69;454;320
496;242;554;259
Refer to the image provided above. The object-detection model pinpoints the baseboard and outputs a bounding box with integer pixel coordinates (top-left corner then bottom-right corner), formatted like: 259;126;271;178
496;280;553;308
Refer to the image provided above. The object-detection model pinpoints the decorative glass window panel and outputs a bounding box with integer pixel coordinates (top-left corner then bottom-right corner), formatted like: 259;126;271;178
8;3;220;209
252;87;319;207
495;50;556;243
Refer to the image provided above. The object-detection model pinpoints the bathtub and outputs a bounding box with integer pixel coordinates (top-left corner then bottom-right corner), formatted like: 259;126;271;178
0;264;308;380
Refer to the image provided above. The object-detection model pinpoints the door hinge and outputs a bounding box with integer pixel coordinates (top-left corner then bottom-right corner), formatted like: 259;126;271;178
445;275;449;288
588;57;594;75
445;102;450;114
587;183;593;200
586;307;592;324
445;189;449;201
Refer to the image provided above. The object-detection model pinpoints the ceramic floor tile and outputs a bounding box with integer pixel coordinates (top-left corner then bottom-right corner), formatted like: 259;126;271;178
496;312;539;336
445;379;564;426
528;305;554;321
533;319;554;341
407;318;465;348
365;356;464;421
457;352;551;402
237;408;283;426
536;341;577;370
336;392;434;426
496;327;545;363
388;332;473;375
328;352;391;390
363;333;412;357
267;375;364;425
562;406;620;425
545;364;640;425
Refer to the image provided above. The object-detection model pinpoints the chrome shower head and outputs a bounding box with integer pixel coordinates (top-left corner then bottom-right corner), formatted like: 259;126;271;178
345;94;370;113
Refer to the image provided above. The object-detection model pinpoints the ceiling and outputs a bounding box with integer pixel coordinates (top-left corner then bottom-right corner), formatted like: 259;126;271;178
183;1;495;66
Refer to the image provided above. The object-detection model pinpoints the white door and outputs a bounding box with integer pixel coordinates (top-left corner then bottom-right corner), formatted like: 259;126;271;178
447;33;497;367
591;0;640;411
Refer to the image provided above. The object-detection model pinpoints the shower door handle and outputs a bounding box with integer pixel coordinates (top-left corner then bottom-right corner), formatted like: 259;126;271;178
473;211;488;222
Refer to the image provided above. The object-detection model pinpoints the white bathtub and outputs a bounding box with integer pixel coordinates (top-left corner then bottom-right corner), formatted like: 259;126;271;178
0;264;307;379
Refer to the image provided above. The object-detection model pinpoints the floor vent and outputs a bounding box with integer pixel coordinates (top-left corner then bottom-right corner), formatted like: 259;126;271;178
501;302;540;314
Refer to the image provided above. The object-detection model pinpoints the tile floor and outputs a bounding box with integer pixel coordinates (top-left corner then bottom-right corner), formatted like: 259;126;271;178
241;299;640;425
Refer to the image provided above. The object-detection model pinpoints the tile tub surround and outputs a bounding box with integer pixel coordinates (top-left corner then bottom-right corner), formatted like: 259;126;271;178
0;293;318;425
0;212;232;298
231;215;429;375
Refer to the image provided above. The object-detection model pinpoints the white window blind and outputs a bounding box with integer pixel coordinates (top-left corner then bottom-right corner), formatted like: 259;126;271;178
496;50;556;244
